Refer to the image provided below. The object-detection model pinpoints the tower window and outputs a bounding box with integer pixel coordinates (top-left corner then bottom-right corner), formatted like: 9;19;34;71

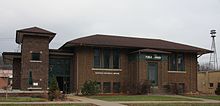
31;53;40;61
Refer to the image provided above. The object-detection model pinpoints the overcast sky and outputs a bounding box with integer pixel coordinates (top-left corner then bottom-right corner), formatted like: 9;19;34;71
0;0;220;65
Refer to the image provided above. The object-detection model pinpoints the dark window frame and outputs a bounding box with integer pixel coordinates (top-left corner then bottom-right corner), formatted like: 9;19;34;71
113;49;120;69
93;48;120;69
103;82;111;93
169;53;185;71
31;53;41;61
28;70;33;85
209;83;214;88
113;82;120;93
94;48;101;68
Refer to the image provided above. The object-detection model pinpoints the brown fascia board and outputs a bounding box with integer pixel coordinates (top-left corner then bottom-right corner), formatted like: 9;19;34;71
16;31;56;44
58;34;212;54
2;52;21;64
49;49;74;56
60;42;212;54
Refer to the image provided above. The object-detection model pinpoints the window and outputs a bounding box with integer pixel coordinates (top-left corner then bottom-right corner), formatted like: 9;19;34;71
94;48;101;68
103;82;111;93
97;82;102;92
31;53;40;61
93;48;120;69
103;49;110;68
113;82;120;93
210;83;214;87
177;54;184;71
169;53;185;71
28;70;33;85
113;49;120;69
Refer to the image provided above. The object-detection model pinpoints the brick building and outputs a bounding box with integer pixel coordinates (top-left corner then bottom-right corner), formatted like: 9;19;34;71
2;27;211;94
0;69;12;89
198;71;220;94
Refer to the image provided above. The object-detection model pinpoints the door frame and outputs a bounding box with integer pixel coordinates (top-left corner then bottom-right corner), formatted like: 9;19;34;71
147;62;158;86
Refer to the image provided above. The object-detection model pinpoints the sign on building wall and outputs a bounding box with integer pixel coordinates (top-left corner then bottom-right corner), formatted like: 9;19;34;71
145;54;162;60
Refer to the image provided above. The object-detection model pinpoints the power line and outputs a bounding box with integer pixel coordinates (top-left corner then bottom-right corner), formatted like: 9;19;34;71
0;38;14;40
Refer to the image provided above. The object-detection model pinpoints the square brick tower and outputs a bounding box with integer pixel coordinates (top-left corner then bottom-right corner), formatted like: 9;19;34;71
16;27;56;90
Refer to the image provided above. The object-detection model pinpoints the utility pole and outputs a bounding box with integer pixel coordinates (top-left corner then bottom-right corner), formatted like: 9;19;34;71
209;30;218;71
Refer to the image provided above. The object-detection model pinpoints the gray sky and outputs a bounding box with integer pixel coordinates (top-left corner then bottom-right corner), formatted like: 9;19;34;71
0;0;220;65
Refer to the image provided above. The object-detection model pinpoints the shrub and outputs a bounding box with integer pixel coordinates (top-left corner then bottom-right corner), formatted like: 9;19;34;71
215;83;220;95
81;80;100;96
48;76;61;101
128;80;150;95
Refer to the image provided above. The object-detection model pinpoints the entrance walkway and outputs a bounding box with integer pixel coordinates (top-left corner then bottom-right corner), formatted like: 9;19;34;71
68;96;126;106
68;95;220;105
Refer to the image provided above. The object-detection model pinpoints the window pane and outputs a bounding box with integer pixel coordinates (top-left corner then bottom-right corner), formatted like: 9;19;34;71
31;53;40;61
169;54;177;70
209;83;214;87
97;82;101;92
103;49;110;68
177;54;185;71
113;49;120;69
113;82;120;93
103;82;111;93
94;48;101;68
28;70;33;85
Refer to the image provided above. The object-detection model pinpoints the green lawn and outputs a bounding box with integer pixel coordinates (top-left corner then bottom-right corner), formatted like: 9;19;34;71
125;103;220;106
0;104;95;106
88;95;199;101
190;96;220;101
0;97;47;102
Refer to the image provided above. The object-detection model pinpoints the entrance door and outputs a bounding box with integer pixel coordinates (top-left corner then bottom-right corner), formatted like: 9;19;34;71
56;76;70;93
56;77;64;91
147;62;158;86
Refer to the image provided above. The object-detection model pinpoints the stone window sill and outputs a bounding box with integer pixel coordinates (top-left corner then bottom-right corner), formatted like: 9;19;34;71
168;71;186;73
27;87;42;90
92;68;122;72
30;60;42;63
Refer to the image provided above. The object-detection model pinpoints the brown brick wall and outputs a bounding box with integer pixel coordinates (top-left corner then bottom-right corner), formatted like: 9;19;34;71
12;58;21;89
21;35;49;90
75;47;128;93
167;53;197;93
128;53;198;93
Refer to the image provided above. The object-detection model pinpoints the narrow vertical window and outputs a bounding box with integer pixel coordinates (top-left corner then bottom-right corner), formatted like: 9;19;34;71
177;54;184;71
169;54;177;70
94;48;101;68
28;70;33;85
113;49;120;69
103;49;110;68
113;82;120;93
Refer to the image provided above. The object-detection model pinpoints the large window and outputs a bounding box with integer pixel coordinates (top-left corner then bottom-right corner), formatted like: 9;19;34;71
93;48;120;69
169;53;185;71
94;48;101;68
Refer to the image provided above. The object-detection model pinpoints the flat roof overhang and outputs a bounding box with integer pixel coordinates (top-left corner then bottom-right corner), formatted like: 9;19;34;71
2;52;21;65
61;43;213;55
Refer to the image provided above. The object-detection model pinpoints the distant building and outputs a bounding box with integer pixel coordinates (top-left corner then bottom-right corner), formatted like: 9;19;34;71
0;68;12;89
2;27;211;94
198;71;220;94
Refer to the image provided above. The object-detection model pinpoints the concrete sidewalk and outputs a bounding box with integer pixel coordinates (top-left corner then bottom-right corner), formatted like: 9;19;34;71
68;96;126;106
0;95;219;106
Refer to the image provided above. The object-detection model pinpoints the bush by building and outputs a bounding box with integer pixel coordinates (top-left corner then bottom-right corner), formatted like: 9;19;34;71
81;80;100;96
